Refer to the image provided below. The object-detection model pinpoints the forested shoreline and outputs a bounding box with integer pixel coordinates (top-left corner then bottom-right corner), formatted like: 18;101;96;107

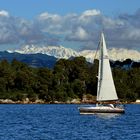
0;57;139;104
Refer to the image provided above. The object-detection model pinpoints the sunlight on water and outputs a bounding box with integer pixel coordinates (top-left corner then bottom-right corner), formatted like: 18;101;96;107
95;113;122;119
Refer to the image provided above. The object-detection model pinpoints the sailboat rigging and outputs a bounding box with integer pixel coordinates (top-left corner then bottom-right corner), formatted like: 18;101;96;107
78;32;125;114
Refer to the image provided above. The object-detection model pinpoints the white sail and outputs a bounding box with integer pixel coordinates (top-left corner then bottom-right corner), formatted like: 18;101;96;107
97;33;118;101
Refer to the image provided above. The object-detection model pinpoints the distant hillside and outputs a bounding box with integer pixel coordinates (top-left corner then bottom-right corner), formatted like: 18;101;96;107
0;51;57;68
1;51;140;69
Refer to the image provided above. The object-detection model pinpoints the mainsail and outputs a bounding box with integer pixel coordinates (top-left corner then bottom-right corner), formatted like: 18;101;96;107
97;33;118;101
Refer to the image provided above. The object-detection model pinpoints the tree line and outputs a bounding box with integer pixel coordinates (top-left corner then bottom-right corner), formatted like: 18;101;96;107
0;57;139;102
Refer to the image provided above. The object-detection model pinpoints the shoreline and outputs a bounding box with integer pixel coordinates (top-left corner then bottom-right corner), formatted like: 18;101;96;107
0;99;139;104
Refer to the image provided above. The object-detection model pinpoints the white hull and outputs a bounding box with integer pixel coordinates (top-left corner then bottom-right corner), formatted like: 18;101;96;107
79;106;125;114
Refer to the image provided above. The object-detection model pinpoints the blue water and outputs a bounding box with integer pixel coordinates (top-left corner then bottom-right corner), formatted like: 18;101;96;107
0;104;139;140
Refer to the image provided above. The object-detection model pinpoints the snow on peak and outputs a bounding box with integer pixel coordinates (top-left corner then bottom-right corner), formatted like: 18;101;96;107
8;45;140;62
79;48;140;62
11;45;79;59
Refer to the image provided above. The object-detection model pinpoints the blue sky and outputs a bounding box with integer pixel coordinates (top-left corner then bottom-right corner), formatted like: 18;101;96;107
0;0;139;18
0;0;140;51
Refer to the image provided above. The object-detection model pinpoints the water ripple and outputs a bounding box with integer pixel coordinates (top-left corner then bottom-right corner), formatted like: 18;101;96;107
0;104;139;140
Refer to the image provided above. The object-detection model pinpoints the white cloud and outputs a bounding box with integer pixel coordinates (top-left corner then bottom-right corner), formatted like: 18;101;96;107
128;29;140;39
79;9;100;22
76;27;89;40
38;12;61;21
0;9;140;50
0;10;9;17
82;9;100;17
66;27;89;41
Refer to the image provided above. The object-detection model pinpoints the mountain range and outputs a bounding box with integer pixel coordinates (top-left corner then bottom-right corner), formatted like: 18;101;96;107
0;51;57;68
8;45;140;62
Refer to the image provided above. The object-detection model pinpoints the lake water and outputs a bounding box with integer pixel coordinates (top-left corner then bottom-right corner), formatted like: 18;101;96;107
0;104;139;140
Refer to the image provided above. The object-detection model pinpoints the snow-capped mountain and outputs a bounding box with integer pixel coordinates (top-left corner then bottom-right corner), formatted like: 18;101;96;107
8;45;140;62
79;48;140;62
11;45;79;59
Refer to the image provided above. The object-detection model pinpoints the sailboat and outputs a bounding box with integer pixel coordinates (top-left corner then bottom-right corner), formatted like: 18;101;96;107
79;33;125;114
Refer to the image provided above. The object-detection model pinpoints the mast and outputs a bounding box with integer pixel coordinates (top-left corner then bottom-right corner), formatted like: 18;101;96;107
97;33;118;102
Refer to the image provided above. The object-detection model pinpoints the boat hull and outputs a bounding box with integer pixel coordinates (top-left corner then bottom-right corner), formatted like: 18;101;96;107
79;106;125;114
